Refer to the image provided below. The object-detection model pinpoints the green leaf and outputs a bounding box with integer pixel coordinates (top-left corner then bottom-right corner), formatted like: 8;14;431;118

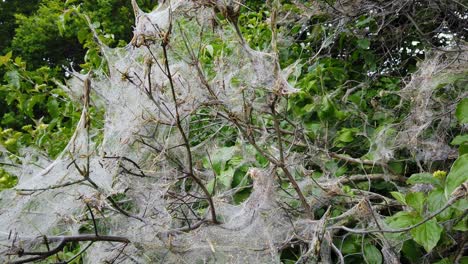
233;189;252;204
357;39;370;49
5;70;20;88
410;218;442;252
232;166;249;188
451;134;468;145
363;244;382;264
445;154;468;197
25;94;46;117
207;146;237;174
303;103;315;112
388;161;404;174
407;173;440;186
390;191;406;205
47;99;60;118
341;237;359;254
205;44;214;57
433;258;452;264
1;113;17;127
356;16;373;27
459;143;468;155
453;217;468;231
336;128;357;143
455;98;468;124
0;51;13;66
406;192;425;214
218;167;235;188
51;88;69;97
213;146;237;164
386;211;418;228
228;155;243;167
77;28;89;44
401;240;423;263
427;189;451;220
206;178;215;194
304;122;321;138
318;96;337;121
452;197;468;211
57;14;66;36
91;21;100;29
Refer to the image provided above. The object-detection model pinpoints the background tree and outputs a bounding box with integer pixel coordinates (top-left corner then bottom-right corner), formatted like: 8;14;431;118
0;0;41;53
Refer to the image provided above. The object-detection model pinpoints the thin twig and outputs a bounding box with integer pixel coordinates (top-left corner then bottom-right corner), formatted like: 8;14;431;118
8;235;129;264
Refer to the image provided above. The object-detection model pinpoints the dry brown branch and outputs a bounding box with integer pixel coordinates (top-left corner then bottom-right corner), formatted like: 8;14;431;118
5;235;129;264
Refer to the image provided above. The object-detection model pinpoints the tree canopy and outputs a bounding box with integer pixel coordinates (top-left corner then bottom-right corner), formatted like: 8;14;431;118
0;0;467;263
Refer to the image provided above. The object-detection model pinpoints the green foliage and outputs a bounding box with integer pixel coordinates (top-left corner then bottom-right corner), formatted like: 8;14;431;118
0;55;81;157
410;218;443;253
0;167;17;190
11;0;84;69
235;3;467;260
336;235;383;264
0;0;146;191
407;173;441;187
3;0;157;71
201;144;271;204
445;154;468;197
452;100;468;155
406;192;425;214
451;134;468;145
39;242;83;264
455;98;468;124
363;244;383;264
0;0;41;52
387;169;466;254
386;211;419;228
389;192;406;205
238;8;271;51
